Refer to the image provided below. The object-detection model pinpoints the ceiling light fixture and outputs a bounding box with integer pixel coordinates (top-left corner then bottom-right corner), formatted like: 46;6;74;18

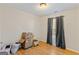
40;3;48;9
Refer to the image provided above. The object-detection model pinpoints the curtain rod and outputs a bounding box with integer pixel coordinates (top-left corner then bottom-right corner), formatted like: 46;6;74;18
48;16;64;19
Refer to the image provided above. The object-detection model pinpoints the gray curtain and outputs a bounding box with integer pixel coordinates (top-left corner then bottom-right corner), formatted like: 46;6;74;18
56;16;66;49
47;18;53;45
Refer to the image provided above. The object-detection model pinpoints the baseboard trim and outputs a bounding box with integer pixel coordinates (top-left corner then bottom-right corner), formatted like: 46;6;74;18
40;40;46;42
67;48;79;53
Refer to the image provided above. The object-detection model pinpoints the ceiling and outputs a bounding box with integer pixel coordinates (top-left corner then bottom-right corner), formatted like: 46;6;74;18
0;3;79;16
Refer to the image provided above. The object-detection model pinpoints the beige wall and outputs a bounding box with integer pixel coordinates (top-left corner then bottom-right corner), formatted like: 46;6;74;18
40;7;79;51
0;6;41;44
0;6;79;51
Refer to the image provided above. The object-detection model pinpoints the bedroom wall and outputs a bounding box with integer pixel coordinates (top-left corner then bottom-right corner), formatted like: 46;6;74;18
0;11;1;41
40;7;79;51
0;5;79;51
0;6;41;44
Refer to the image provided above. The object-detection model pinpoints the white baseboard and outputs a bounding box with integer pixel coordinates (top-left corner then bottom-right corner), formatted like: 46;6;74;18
40;40;46;42
67;48;79;53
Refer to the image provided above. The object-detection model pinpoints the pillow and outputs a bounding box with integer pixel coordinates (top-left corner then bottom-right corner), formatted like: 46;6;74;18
11;43;20;54
0;42;4;50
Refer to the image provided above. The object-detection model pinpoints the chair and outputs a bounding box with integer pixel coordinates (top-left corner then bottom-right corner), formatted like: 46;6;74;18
24;32;33;49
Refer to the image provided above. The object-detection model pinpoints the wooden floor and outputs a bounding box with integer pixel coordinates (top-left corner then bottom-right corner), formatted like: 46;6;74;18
17;41;79;55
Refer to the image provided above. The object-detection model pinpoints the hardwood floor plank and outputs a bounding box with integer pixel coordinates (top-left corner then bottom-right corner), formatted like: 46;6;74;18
17;41;79;55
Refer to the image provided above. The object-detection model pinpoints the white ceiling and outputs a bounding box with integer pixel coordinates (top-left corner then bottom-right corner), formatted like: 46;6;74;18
0;3;79;16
